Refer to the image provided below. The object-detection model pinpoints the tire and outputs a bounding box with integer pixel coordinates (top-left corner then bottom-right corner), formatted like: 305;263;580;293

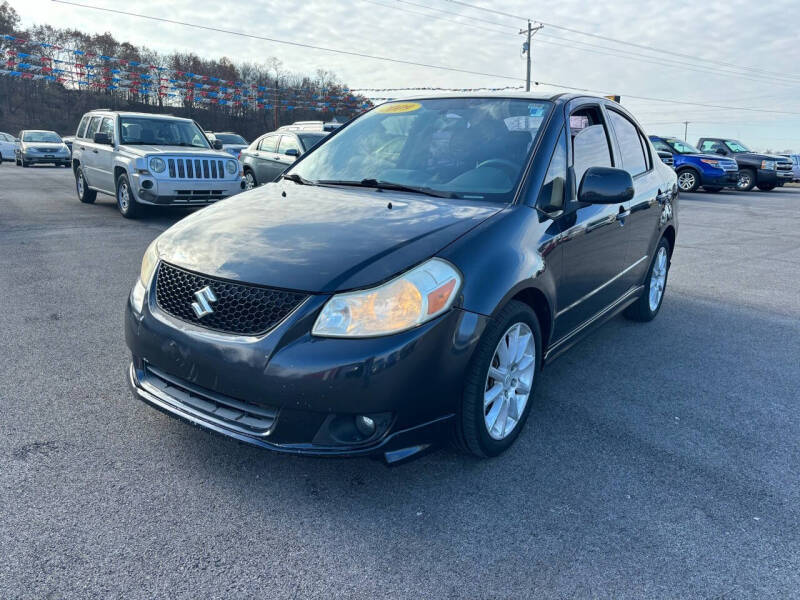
756;184;775;191
116;172;140;218
75;166;97;204
702;186;723;193
456;300;542;458
22;160;29;168
676;169;700;193
736;168;756;191
244;169;258;190
624;236;671;322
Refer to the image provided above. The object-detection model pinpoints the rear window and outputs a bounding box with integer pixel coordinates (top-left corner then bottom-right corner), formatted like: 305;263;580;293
298;133;327;150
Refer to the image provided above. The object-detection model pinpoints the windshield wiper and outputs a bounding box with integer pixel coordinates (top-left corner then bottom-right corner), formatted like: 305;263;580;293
280;172;316;185
317;178;456;198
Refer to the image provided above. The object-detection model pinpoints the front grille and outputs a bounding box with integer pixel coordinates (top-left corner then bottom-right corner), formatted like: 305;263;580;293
720;161;738;171
141;363;278;434
35;147;58;153
166;157;228;179
777;162;792;171
155;262;307;335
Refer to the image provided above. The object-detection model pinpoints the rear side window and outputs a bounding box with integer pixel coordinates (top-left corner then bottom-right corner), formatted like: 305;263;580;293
86;117;101;140
537;128;567;211
607;110;648;176
259;135;278;152
76;116;89;139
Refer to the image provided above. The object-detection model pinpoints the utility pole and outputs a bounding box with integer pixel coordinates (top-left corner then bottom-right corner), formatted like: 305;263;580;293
519;20;544;92
684;121;689;141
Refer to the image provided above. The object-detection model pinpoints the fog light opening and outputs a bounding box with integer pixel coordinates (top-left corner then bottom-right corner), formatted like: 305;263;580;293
355;415;376;437
141;179;154;190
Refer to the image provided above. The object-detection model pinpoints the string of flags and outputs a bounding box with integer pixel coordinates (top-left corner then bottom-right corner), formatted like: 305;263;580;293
0;33;371;113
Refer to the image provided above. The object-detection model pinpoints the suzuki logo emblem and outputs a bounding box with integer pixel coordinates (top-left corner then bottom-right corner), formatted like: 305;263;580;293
191;286;217;318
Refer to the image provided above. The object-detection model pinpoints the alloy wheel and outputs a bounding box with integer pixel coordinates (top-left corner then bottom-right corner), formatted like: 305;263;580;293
649;246;668;311
483;322;536;440
737;172;752;190
245;172;256;190
118;182;130;212
677;171;696;192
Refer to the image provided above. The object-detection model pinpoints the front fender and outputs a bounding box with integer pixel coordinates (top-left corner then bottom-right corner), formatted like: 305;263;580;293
439;205;558;326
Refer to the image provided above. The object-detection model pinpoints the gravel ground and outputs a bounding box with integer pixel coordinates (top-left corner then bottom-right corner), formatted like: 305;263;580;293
2;166;799;599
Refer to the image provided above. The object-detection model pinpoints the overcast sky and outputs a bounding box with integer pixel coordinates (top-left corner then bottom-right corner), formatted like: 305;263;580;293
9;0;800;151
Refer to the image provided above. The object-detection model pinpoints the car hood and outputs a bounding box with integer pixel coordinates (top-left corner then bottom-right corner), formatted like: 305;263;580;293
155;183;503;292
118;144;232;159
734;152;786;162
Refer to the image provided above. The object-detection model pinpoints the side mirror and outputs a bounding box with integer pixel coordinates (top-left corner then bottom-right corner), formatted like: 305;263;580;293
93;132;112;145
284;148;300;157
578;166;634;204
212;139;224;150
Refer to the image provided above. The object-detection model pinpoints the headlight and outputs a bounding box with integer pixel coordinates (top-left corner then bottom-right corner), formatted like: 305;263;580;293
700;159;720;168
761;160;776;170
226;159;238;175
150;157;166;173
312;258;461;338
140;239;159;285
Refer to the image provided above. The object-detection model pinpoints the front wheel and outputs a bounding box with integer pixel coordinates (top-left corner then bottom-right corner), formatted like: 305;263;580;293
244;169;258;190
116;173;140;218
624;237;671;322
736;169;756;191
677;169;699;193
456;300;541;458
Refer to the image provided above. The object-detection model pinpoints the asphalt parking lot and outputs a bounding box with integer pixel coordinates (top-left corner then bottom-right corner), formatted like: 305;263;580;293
2;166;799;599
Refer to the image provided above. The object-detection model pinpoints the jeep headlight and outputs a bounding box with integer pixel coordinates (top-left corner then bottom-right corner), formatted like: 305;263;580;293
150;157;166;173
225;159;238;175
312;258;461;338
761;160;776;170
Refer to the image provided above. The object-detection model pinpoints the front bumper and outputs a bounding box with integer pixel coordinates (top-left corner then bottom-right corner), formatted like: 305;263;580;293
130;172;246;205
125;284;489;463
701;170;738;188
21;153;70;165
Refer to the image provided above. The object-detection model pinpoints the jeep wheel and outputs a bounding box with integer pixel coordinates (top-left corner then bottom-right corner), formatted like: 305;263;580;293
736;168;756;191
677;169;699;193
116;172;140;218
75;167;97;204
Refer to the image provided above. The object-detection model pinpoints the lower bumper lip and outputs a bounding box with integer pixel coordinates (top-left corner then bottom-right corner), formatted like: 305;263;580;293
128;362;452;464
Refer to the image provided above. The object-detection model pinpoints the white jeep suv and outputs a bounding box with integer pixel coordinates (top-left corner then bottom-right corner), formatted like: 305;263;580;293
71;110;245;218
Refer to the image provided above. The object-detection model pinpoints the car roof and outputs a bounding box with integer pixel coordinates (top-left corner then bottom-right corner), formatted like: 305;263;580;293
87;110;192;122
375;91;569;102
21;130;59;134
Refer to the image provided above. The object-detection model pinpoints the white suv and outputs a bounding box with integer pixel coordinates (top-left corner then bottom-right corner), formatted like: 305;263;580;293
71;110;245;218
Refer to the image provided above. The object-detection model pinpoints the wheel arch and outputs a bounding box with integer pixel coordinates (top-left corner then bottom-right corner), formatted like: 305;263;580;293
662;225;676;259
509;287;554;353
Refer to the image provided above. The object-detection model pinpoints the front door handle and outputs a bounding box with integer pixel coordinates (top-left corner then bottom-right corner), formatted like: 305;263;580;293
616;207;630;222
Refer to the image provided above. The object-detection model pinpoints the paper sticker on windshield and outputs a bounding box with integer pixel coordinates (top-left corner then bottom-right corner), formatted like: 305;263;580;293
377;102;421;114
528;104;545;117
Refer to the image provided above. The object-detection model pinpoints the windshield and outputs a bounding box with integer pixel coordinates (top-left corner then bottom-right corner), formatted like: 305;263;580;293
289;98;552;201
724;140;750;153
119;117;210;148
22;131;61;143
664;138;700;154
214;133;247;145
298;133;328;151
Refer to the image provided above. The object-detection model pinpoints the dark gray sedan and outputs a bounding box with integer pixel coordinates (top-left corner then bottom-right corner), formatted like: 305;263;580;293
240;130;328;189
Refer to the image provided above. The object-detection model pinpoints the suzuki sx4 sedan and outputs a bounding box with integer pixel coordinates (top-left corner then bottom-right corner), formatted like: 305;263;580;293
126;93;678;463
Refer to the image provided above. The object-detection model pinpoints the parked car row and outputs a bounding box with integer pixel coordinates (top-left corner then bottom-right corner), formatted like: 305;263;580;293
649;135;796;193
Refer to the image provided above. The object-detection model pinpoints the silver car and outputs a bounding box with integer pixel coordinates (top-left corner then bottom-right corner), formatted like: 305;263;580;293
71;110;246;218
239;130;328;189
0;131;19;163
15;130;71;167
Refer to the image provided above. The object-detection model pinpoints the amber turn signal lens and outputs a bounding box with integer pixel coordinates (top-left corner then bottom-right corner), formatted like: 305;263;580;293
427;279;456;315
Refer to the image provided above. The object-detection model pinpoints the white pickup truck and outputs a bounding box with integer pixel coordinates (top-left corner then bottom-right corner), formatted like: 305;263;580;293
71;110;245;218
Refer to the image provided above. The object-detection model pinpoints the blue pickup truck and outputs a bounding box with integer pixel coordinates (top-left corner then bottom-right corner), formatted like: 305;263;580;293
649;136;739;193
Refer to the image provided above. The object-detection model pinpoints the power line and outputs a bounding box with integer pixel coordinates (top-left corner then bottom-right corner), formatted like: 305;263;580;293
50;0;800;116
441;0;800;81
